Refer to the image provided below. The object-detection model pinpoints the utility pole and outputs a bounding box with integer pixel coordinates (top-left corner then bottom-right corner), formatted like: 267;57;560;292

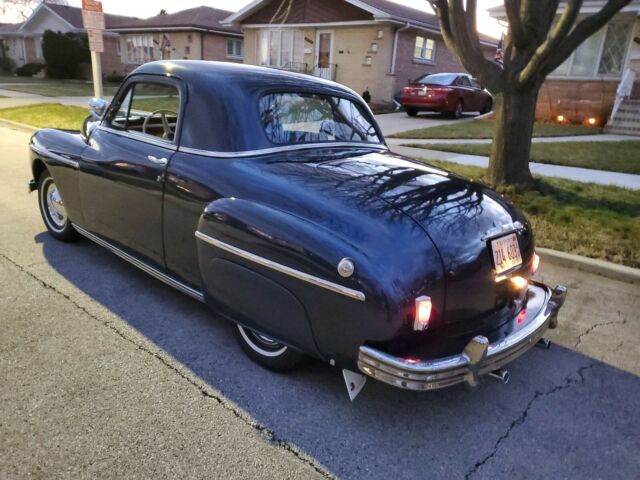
82;0;105;99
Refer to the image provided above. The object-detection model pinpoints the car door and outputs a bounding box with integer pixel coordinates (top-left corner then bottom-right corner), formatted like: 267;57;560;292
454;75;475;112
80;76;183;268
470;78;487;111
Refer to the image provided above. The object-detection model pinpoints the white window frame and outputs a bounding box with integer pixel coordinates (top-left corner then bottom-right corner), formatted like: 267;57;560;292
123;34;156;65
549;19;633;80
256;29;303;68
226;38;244;59
414;35;436;64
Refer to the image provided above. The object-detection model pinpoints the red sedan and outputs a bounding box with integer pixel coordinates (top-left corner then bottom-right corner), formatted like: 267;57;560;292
400;73;493;119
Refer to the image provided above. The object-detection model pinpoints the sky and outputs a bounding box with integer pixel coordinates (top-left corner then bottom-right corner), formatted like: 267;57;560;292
0;0;505;38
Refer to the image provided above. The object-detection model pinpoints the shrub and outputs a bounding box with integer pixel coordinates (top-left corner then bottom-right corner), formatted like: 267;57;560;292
16;62;45;77
0;57;16;73
105;73;126;83
42;30;90;79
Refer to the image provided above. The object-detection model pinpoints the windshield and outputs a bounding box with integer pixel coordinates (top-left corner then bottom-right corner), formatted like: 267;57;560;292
259;93;382;146
415;73;458;85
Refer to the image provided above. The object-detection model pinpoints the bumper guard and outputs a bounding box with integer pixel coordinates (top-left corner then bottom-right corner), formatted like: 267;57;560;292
357;283;567;391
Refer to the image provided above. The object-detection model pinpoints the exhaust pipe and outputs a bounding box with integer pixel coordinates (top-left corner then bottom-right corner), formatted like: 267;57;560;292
488;369;510;384
536;338;552;349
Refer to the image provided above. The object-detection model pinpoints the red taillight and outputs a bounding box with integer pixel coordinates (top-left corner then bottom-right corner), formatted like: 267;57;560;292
414;296;432;331
531;253;540;274
431;87;452;94
517;309;527;324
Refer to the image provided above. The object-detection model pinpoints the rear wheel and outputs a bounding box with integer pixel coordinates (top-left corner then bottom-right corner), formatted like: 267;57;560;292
480;98;493;115
234;324;305;372
406;107;418;117
37;170;79;242
450;100;463;119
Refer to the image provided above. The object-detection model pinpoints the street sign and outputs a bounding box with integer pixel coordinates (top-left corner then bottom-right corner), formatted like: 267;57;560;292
82;0;105;98
82;0;105;31
87;29;104;53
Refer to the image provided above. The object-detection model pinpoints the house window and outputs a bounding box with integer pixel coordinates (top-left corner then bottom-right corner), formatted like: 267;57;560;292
187;34;193;44
552;20;633;78
257;30;303;68
227;38;244;59
414;36;435;62
185;45;191;55
124;34;156;64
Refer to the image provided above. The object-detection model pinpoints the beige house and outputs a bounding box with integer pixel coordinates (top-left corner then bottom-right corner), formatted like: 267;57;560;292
223;0;497;106
490;0;640;133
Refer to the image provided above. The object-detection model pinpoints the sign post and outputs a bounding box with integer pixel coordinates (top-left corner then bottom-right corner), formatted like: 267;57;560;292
82;0;105;98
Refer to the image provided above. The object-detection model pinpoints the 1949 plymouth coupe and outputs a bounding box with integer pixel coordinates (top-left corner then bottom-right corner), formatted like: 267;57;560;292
28;61;567;399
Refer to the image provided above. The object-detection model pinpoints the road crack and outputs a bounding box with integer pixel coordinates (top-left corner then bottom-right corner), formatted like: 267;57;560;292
0;252;335;479
464;363;598;480
574;313;627;349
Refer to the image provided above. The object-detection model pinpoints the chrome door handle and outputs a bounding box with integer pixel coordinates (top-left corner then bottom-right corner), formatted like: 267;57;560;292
147;155;168;166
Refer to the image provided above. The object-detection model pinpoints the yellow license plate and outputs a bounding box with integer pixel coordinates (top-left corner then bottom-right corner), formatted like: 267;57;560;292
491;233;522;274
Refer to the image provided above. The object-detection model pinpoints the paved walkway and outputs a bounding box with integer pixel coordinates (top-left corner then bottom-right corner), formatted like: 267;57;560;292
387;133;640;145
391;145;640;190
374;111;477;135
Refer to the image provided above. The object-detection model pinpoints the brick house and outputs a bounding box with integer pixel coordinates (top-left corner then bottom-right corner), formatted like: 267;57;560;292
489;0;640;133
108;7;244;76
0;3;131;74
223;0;498;105
0;4;244;79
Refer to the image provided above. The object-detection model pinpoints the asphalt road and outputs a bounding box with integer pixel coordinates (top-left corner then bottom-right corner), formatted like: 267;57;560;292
1;125;639;479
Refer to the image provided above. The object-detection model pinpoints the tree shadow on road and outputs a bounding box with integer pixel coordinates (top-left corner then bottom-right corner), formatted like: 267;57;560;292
37;232;640;480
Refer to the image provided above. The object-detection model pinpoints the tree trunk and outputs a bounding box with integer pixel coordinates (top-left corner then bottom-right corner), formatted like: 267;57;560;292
488;87;540;188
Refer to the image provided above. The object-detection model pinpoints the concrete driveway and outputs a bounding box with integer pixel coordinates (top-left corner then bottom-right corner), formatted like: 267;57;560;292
1;125;639;479
374;110;477;136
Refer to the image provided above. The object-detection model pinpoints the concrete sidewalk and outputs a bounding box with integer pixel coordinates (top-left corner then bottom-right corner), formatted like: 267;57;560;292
387;133;640;145
391;144;640;190
0;88;112;109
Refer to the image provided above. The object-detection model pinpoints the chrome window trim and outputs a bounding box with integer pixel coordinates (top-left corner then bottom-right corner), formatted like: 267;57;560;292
195;230;366;302
73;224;204;302
179;142;388;159
97;126;179;151
31;144;80;169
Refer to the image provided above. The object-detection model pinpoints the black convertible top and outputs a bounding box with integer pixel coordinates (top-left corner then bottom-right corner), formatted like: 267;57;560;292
127;61;373;153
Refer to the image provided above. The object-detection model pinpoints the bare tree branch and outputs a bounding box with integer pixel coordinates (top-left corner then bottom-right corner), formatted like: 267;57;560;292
543;0;633;75
504;0;529;48
429;0;504;92
518;0;583;86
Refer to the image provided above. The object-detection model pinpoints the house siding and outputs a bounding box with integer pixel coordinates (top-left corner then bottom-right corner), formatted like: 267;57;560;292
243;0;372;24
202;33;244;63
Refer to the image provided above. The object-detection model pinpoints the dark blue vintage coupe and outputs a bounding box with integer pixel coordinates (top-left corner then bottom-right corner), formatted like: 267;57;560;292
28;61;566;399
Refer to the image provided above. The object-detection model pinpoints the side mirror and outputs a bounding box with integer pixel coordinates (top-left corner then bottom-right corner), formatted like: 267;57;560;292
88;97;108;120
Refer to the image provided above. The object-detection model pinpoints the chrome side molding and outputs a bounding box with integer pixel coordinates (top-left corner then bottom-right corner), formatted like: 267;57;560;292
195;230;366;302
180;142;388;159
73;224;204;302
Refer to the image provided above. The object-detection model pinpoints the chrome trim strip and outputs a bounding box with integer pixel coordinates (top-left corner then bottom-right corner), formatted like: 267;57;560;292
179;142;388;159
73;224;204;302
482;221;525;241
357;283;559;391
97;126;178;151
31;144;80;169
195;230;366;302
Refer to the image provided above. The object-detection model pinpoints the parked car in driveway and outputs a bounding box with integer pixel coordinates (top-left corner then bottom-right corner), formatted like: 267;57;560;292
28;61;566;400
400;73;493;118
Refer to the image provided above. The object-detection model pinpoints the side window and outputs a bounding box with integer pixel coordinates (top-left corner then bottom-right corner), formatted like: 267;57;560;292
470;78;483;89
106;81;181;142
457;76;471;87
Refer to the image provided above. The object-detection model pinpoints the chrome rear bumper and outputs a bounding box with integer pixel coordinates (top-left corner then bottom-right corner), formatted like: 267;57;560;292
357;283;567;391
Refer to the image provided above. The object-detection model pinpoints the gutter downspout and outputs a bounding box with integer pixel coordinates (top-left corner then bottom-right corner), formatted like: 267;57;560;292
390;22;411;75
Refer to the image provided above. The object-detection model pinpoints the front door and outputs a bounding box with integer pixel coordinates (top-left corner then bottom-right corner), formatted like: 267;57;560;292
80;77;182;268
314;30;334;80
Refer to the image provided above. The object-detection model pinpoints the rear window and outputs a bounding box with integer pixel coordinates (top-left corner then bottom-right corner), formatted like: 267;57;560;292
415;73;458;85
259;92;382;146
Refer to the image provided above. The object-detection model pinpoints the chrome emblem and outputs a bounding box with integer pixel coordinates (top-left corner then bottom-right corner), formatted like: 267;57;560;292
337;258;355;278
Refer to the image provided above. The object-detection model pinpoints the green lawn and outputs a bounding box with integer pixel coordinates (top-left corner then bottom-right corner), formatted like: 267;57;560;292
406;141;640;175
0;103;87;130
417;159;640;268
390;118;602;139
0;76;120;97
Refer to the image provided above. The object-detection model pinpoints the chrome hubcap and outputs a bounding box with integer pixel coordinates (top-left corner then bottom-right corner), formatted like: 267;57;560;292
238;325;288;357
45;181;67;229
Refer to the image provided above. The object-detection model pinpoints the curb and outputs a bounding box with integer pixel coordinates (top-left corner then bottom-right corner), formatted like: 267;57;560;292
0;118;37;134
538;247;640;285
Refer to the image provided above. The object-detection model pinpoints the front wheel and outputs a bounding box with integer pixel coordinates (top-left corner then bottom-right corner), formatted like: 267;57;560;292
450;100;463;119
406;107;418;117
234;324;305;372
37;170;79;242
